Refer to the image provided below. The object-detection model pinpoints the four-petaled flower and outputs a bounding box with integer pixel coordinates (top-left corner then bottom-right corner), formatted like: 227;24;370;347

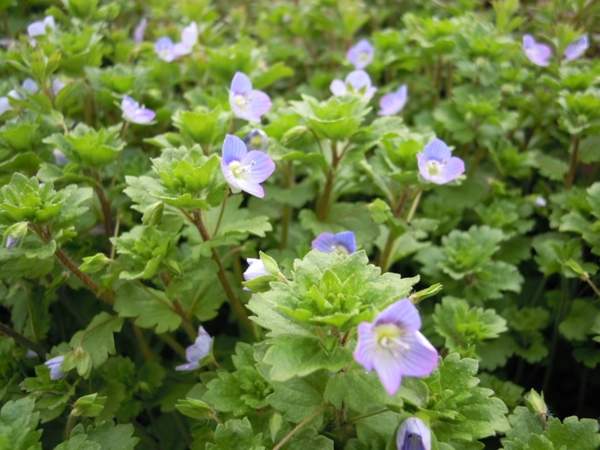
353;298;438;395
378;84;408;116
330;70;377;100
27;15;55;44
221;134;275;198
229;72;272;122
176;327;212;371
243;258;270;290
396;417;432;450
347;39;374;70
522;34;552;67
564;34;589;63
312;231;356;255
45;355;68;380
416;138;465;185
121;96;156;124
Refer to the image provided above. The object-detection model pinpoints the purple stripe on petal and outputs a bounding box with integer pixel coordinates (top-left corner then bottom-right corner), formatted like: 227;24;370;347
222;134;248;164
335;231;356;254
236;179;265;198
375;298;421;331
231;72;252;95
246;90;272;121
312;233;336;252
330;79;347;96
423;138;451;161
240;150;276;183
353;322;377;371
372;348;403;395
397;331;439;377
435;157;465;184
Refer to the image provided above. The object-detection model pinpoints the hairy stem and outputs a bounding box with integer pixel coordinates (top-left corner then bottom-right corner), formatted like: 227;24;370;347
212;186;229;237
0;323;47;358
273;404;328;450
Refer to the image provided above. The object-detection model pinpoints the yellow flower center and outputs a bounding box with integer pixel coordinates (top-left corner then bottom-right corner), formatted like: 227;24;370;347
234;94;248;108
427;160;441;176
375;323;410;354
229;160;256;178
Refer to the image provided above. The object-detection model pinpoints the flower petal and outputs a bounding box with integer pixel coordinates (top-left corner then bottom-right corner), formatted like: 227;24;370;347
422;138;451;161
330;79;347;96
431;156;465;185
335;231;356;254
347;39;373;70
0;97;11;116
564;34;589;62
172;42;193;57
180;22;198;48
353;322;377;371
134;18;147;43
372;347;404;395
240;150;275;183
222;134;248;165
186;326;212;364
231;72;252;95
244;258;270;281
244;89;272;122
312;233;336;252
175;362;201;371
398;331;439;377
346;70;372;91
235;178;265;198
375;298;421;331
133;109;156;124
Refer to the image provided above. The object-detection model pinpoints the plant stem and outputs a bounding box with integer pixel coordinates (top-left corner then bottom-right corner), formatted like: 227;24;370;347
91;169;114;239
192;209;255;337
316;141;339;221
565;134;581;188
273;404;328;450
133;326;155;363
347;407;389;424
405;186;424;223
213;186;229;236
0;323;47;357
65;412;77;440
379;229;397;273
583;274;600;299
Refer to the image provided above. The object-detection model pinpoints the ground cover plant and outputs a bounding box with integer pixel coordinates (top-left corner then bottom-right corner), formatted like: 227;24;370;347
1;0;600;448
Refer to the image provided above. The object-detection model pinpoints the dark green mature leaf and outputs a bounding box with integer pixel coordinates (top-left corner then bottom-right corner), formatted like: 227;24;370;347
206;417;265;450
0;397;42;450
268;371;328;425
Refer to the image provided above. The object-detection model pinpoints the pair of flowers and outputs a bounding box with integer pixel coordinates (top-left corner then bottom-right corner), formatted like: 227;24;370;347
523;34;589;66
155;22;199;62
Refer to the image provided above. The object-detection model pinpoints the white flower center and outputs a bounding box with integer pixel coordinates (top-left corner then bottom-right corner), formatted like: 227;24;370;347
229;160;256;179
234;94;248;109
376;323;410;356
159;50;171;59
359;52;370;62
426;160;442;176
330;244;349;255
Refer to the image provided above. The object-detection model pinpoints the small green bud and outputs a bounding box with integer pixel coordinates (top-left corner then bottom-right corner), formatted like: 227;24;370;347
524;389;548;417
142;201;164;226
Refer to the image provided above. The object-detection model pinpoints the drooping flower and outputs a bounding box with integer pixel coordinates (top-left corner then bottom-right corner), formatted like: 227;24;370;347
172;22;198;57
378;84;408;116
312;231;356;255
330;70;377;100
53;149;69;165
347;39;374;70
155;36;177;62
522;34;552;67
175;327;212;371
134;18;147;43
416;138;465;185
396;417;432;450
121;95;156;124
45;355;68;380
353;298;438;395
6;235;21;249
229;72;272;122
245;128;269;151
27;15;55;44
221;134;275;198
564;34;589;63
243;258;270;290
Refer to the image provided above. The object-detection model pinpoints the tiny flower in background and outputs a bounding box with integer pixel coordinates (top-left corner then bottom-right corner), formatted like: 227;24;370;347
347;39;374;70
134;18;147;43
312;231;356;255
26;349;38;359
534;196;547;207
245;128;269;151
417;138;465;185
172;22;198;57
243;258;270;290
53;149;69;165
27;15;55;44
0;97;11;116
6;235;21;249
53;78;66;96
330;70;377;100
155;36;177;62
378;84;408;116
564;34;589;63
396;417;432;450
121;95;156;124
22;78;38;94
522;34;552;67
221;134;275;198
354;298;438;395
229;72;272;122
176;327;212;371
45;355;68;380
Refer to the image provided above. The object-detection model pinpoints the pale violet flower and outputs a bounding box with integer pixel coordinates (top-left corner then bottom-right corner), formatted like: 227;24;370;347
229;72;272;122
53;149;69;165
417;138;465;185
378;84;408;116
523;34;552;67
175;327;212;371
27;15;55;44
22;78;38;94
6;235;21;249
121;96;156;124
245;129;269;151
134;18;147;43
45;355;68;380
155;37;177;62
243;258;270;290
0;97;11;116
353;298;438;395
564;34;589;63
347;39;374;70
330;70;377;100
312;231;356;255
221;134;275;198
53;78;66;96
396;417;432;450
172;22;198;57
534;197;547;207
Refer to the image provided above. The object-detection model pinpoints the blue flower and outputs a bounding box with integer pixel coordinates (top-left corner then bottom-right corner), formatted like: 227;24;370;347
221;134;275;198
45;355;68;380
229;72;272;122
378;84;408;116
312;231;356;255
522;35;552;67
330;70;377;100
417;138;465;185
134;18;147;43
396;417;431;450
347;39;374;70
564;34;589;63
245;129;269;151
176;327;212;371
121;96;156;124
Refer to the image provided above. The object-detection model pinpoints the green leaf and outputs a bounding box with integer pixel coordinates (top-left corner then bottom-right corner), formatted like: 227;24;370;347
268;371;328;425
206;417;265;450
0;397;42;450
69;312;124;368
176;398;218;421
72;393;107;417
